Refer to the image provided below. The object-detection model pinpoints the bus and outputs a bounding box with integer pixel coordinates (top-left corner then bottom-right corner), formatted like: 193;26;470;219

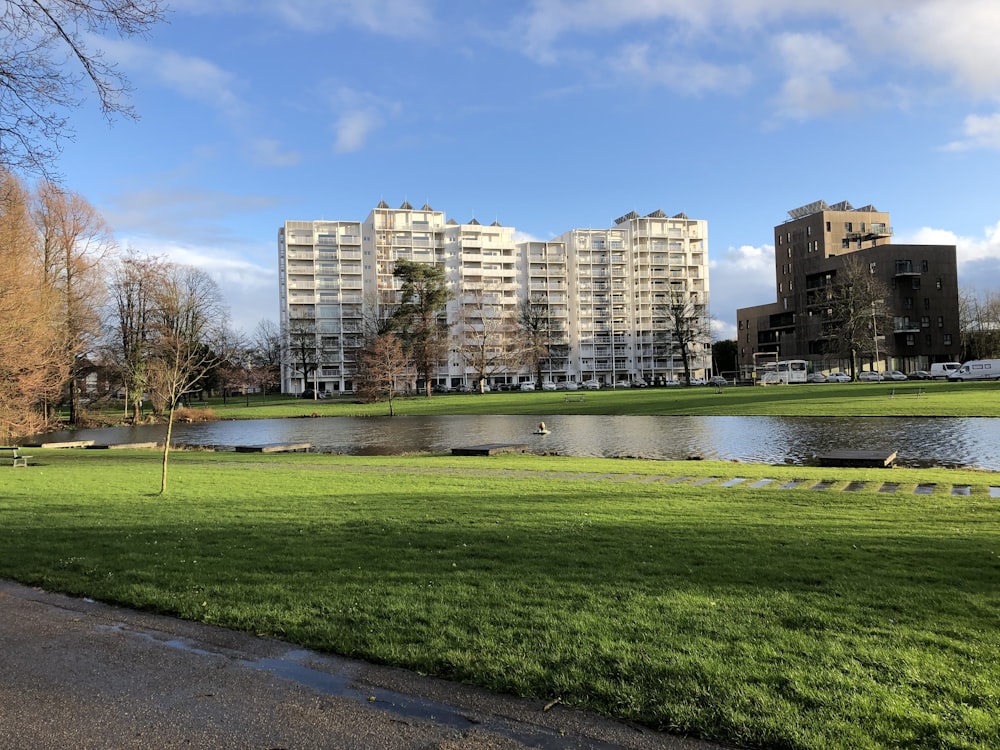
759;359;808;384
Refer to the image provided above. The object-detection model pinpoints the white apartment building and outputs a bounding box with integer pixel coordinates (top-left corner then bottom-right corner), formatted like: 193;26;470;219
278;202;710;394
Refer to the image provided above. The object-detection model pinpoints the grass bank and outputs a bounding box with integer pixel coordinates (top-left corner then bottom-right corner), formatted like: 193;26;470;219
2;449;998;749
171;380;1000;422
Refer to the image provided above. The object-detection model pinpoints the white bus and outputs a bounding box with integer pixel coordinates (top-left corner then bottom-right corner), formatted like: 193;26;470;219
759;359;808;384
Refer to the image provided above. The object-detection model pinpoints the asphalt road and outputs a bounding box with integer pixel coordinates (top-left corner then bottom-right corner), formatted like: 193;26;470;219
0;580;726;750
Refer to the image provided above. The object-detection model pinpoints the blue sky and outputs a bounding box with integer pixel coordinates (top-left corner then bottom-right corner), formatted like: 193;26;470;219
54;0;1000;337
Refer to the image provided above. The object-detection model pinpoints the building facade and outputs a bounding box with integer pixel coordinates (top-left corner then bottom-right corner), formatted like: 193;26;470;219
279;202;711;393
736;200;960;376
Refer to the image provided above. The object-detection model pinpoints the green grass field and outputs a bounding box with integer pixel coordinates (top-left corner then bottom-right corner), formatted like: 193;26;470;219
149;379;1000;422
2;448;998;749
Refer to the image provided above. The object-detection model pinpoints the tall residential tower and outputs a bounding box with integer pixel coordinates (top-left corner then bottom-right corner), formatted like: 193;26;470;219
278;202;711;393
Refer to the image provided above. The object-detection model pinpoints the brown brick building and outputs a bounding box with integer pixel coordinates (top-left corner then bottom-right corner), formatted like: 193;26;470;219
736;200;960;376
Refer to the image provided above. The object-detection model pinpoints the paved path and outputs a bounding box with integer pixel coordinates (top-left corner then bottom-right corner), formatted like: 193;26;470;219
0;581;722;750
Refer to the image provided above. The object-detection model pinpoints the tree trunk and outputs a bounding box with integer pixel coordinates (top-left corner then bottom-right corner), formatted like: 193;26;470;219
160;407;175;494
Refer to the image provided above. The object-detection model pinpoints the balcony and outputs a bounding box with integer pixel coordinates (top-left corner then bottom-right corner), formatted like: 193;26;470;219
894;260;920;277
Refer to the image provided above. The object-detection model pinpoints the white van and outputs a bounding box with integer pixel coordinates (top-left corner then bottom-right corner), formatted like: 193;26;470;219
947;360;1000;382
929;362;961;379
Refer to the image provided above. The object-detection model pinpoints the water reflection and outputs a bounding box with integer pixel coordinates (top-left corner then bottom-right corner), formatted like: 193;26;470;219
31;415;1000;470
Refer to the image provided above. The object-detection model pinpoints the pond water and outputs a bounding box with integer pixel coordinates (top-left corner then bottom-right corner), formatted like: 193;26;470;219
31;414;1000;471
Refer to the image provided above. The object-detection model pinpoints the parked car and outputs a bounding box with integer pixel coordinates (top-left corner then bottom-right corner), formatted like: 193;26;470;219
929;362;961;379
947;359;1000;381
519;381;536;391
858;371;884;381
687;377;706;386
541;381;558;391
661;379;680;387
708;376;728;387
907;370;932;380
582;379;602;390
886;370;908;381
562;381;579;391
807;372;828;383
300;389;328;399
827;372;851;382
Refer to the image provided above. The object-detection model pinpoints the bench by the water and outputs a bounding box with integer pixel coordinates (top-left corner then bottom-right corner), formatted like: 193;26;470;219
818;450;897;468
1;446;32;467
452;443;528;456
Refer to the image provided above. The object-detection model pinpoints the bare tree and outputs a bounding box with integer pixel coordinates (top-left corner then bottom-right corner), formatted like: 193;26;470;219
0;0;167;175
284;316;321;397
517;294;566;387
823;257;892;378
959;288;1000;361
105;250;163;422
252;319;282;397
391;259;451;397
147;265;229;493
0;170;63;440
657;291;711;385
33;182;114;423
454;288;517;392
354;332;412;415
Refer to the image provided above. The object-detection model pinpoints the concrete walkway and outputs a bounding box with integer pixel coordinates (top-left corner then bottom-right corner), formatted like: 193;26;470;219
0;580;723;750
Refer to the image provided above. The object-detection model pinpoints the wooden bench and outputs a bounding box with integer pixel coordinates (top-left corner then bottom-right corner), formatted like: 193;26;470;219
1;447;32;467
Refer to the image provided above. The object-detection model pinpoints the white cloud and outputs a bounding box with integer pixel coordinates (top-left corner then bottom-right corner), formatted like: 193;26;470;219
251;138;302;167
100;37;246;118
168;0;434;36
709;243;777;333
334;110;382;153
120;237;277;332
898;222;1000;295
942;112;1000;152
612;43;751;95
770;32;856;119
324;86;402;154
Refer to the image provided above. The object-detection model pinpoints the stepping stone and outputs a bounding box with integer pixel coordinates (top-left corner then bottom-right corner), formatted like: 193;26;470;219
951;485;971;496
779;480;805;489
608;474;643;482
914;484;936;495
810;481;836;490
689;476;721;486
719;477;748;487
879;483;899;493
662;475;695;485
637;475;669;483
748;478;776;488
844;481;867;492
587;474;619;481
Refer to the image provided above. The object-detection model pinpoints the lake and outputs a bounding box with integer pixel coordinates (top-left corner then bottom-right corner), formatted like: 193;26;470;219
30;414;1000;470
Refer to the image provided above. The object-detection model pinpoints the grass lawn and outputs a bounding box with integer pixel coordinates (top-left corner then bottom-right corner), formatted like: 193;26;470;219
2;449;998;749
143;380;1000;422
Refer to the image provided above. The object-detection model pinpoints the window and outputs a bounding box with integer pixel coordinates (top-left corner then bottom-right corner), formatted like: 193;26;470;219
906;334;915;346
842;239;850;249
924;297;930;310
925;334;932;346
922;259;929;272
921;316;930;328
912;277;921;289
944;334;953;346
845;222;853;232
905;297;913;309
825;221;831;231
938;316;944;327
806;226;812;237
936;278;943;290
